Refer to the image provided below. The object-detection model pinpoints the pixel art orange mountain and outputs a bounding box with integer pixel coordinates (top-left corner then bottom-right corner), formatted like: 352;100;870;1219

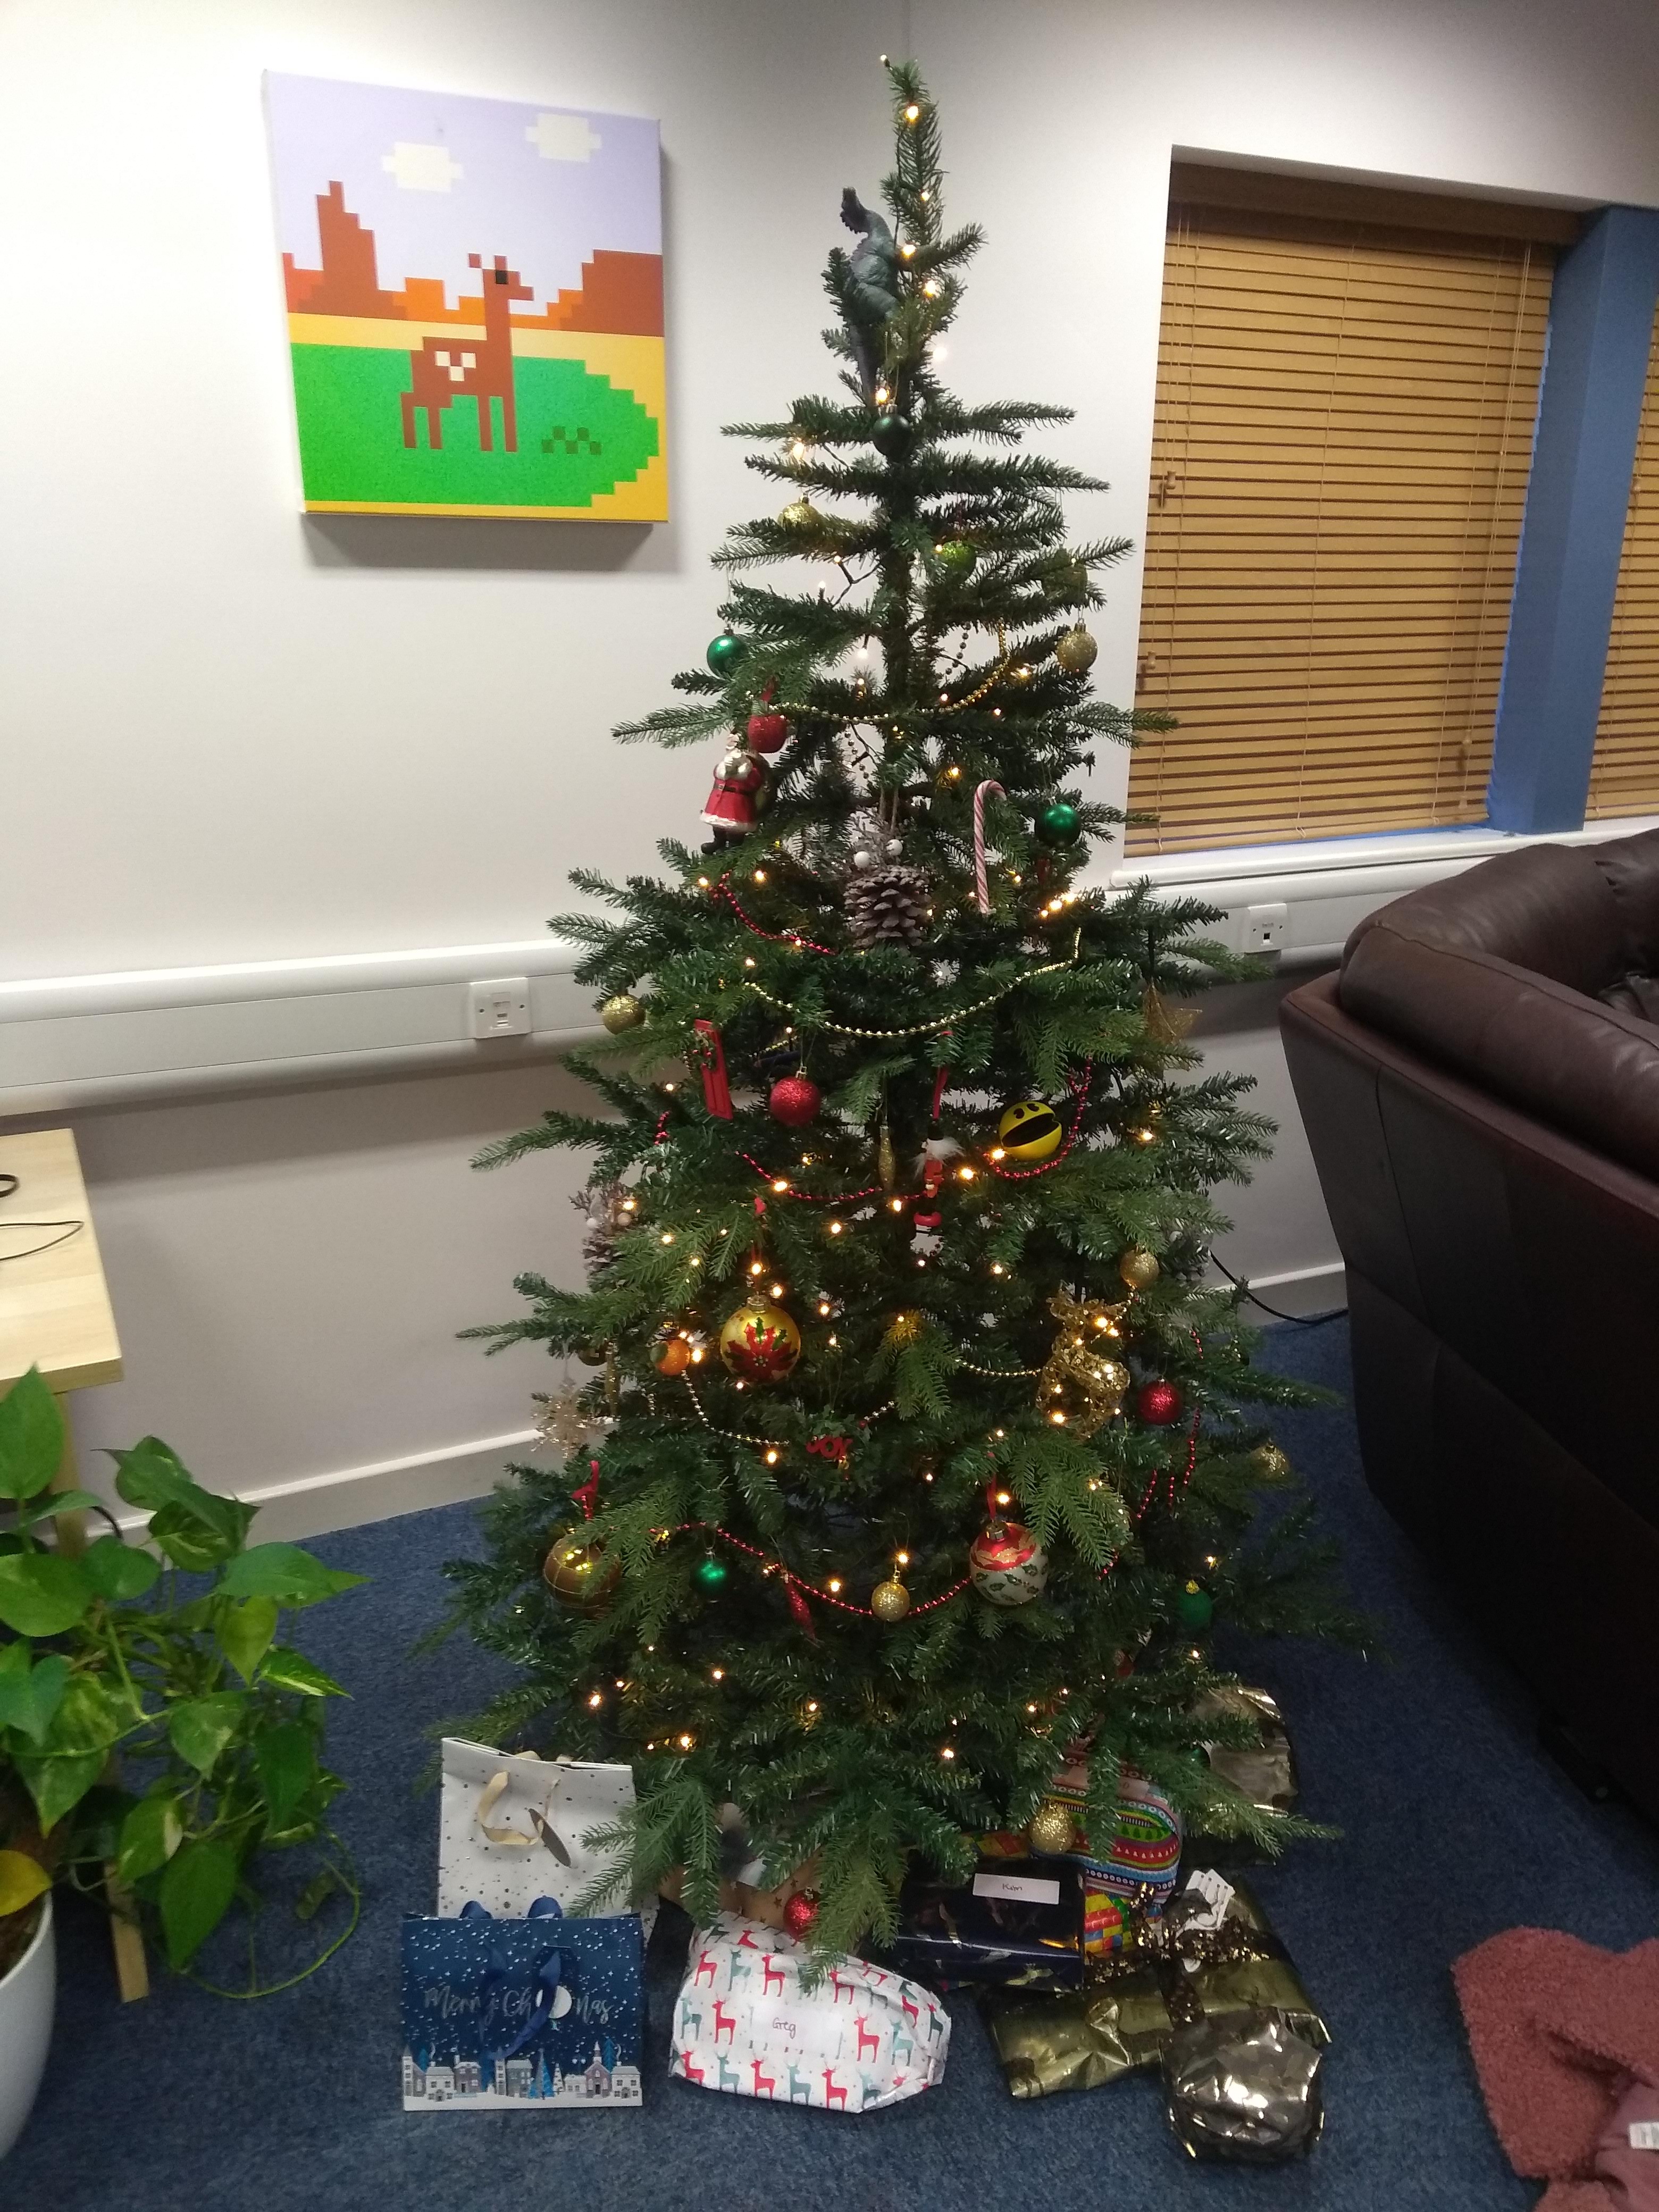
266;76;667;521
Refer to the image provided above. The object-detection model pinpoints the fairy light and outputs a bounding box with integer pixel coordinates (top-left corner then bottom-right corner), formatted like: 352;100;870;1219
752;869;768;884
677;1732;696;1751
945;765;962;780
827;1333;839;1346
1050;1410;1068;1425
772;1178;790;1194
696;874;711;888
660;1232;676;1245
1026;1702;1039;1715
939;1745;956;1761
805;1700;819;1715
749;1259;765;1277
690;1343;705;1360
826;1577;842;1594
895;1550;910;1566
888;1197;906;1214
957;1166;976;1182
621;1197;638;1213
768;1283;786;1301
904;102;921;121
828;1220;844;1236
993;1490;1012;1508
711;1667;724;1681
922;279;941;297
817;1300;832;1316
990;1262;1005;1276
744;956;756;969
790;439;809;460
663;1082;676;1093
587;1691;603;1708
899;242;916;259
990;1147;1006;1161
873;383;891;405
764;1448;780;1465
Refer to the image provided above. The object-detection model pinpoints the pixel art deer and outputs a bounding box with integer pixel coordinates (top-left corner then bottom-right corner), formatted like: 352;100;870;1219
401;253;531;453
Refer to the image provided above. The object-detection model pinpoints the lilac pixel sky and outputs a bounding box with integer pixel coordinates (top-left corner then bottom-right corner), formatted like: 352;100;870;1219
264;73;661;313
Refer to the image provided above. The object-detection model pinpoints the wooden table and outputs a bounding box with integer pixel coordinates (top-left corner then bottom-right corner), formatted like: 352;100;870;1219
0;1129;144;1997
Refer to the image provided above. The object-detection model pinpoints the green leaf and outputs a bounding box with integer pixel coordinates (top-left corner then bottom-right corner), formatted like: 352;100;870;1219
148;1499;240;1572
0;1648;68;1743
0;1850;51;1916
80;1534;161;1601
15;1748;104;1831
158;1836;239;1968
0;1551;92;1635
107;1436;197;1511
254;1721;316;1836
116;1794;183;1885
13;1488;108;1528
215;1544;366;1608
257;1646;348;1698
217;1596;279;1683
0;1369;64;1501
42;1672;129;1755
166;1691;245;1777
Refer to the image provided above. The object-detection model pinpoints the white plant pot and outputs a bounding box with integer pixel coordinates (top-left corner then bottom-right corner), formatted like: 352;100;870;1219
0;1893;54;2160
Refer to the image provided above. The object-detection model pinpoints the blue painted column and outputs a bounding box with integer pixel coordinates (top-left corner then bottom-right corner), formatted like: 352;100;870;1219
1487;207;1659;833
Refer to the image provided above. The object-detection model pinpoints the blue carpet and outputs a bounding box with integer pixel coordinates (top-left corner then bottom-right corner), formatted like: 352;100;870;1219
10;1320;1659;2211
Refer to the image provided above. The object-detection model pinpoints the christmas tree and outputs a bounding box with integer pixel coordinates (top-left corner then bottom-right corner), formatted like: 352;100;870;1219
442;60;1356;1953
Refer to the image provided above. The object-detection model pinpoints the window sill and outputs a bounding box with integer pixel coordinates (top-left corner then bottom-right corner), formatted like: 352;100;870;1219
1103;815;1659;967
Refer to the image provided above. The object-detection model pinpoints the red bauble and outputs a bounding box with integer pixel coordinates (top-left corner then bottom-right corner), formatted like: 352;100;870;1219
746;711;790;753
768;1075;821;1128
782;1891;820;1939
1136;1378;1184;1426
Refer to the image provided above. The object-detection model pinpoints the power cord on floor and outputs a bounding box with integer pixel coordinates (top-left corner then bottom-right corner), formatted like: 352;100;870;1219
1210;1251;1346;1327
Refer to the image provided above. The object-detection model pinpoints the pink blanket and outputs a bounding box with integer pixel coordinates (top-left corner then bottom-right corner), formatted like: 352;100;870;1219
1454;1929;1659;2211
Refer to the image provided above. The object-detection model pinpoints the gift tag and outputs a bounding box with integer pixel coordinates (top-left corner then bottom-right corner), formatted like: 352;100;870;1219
973;1871;1061;1906
1179;1867;1235;1933
1630;2122;1659;2151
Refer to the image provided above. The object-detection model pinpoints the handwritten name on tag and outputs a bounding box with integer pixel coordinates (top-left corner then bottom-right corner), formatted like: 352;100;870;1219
972;1871;1061;1906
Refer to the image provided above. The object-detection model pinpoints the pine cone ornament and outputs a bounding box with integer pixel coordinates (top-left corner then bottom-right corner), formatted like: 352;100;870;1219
573;1179;633;1273
844;862;931;949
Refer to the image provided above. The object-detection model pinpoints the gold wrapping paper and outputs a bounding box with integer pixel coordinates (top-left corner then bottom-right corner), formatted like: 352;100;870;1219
982;1874;1328;2098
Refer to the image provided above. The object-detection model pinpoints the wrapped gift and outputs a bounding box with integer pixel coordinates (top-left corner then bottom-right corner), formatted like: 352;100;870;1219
437;1738;653;1934
671;1911;948;2113
981;1869;1328;2098
400;1905;644;2109
886;1859;1087;1991
1164;2012;1325;2161
979;1767;1182;1955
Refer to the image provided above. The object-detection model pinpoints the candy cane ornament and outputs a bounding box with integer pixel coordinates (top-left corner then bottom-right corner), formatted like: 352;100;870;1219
973;780;1007;914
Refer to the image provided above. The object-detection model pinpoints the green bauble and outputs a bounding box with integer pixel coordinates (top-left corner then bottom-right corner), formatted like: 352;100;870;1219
1035;801;1083;849
694;1553;730;1590
706;632;745;676
1175;1580;1214;1631
934;539;976;580
872;413;909;455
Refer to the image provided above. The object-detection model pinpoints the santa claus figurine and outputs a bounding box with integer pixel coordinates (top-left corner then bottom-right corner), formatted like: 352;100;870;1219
702;745;768;845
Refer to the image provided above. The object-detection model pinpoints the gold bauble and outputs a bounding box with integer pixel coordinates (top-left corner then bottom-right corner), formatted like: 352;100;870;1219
599;993;644;1034
541;1534;618;1612
1118;1246;1161;1291
780;498;825;532
718;1302;802;1384
1027;1799;1076;1855
1054;624;1099;674
870;1577;912;1622
1253;1442;1293;1482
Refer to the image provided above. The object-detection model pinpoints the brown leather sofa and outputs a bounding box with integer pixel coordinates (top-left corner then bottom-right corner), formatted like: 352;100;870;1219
1280;828;1659;1820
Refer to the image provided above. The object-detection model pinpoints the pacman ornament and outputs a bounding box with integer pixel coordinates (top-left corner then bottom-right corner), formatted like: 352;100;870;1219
599;993;645;1034
969;1515;1049;1607
541;1534;618;1612
997;1100;1064;1163
718;1302;802;1384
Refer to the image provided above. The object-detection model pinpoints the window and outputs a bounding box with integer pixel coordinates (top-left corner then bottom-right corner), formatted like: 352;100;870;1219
1127;169;1571;857
1586;307;1659;818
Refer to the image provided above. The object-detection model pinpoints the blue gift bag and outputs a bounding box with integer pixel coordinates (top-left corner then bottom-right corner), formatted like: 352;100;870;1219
400;1907;644;2110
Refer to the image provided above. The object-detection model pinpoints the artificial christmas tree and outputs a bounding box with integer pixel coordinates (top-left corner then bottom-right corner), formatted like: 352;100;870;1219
442;60;1357;1957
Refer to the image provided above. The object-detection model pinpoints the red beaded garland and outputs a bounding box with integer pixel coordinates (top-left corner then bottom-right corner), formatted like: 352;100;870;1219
768;1074;822;1128
1136;1378;1184;1426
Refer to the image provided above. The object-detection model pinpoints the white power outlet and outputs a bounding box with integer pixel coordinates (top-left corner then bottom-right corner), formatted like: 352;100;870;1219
468;976;532;1038
1242;903;1289;954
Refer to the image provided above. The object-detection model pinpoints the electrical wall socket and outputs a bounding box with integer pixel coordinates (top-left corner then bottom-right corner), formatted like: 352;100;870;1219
467;976;532;1038
1242;903;1289;954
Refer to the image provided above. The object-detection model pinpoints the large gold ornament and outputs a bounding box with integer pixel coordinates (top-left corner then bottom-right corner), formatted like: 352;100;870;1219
541;1534;618;1612
599;993;645;1034
1118;1247;1161;1291
1037;1290;1130;1438
718;1302;802;1384
969;1516;1049;1606
870;1577;912;1622
1054;624;1099;674
1027;1799;1077;1855
1253;1442;1292;1482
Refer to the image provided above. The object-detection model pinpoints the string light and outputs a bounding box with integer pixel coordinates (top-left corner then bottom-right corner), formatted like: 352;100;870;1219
826;1577;842;1594
904;102;921;121
711;1667;724;1680
749;1259;765;1276
587;1691;604;1708
660;1232;676;1245
939;1745;956;1761
677;1732;696;1751
768;1283;786;1300
772;1178;790;1193
752;869;768;884
828;1220;844;1236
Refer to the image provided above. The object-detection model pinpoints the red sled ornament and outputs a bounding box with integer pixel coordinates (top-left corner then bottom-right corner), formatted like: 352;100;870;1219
691;1019;733;1118
703;746;767;840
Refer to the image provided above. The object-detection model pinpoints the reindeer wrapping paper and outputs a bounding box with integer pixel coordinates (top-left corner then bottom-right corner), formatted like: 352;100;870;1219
671;1911;951;2114
437;1738;655;1937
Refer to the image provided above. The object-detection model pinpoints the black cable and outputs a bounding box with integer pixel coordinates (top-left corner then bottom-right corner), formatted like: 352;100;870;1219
1209;1251;1346;1326
0;1219;83;1263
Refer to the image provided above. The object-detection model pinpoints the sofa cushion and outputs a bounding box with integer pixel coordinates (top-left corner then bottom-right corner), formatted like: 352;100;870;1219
1339;832;1659;1183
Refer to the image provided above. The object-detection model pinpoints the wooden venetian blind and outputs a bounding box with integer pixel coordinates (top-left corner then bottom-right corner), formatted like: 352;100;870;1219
1586;309;1659;819
1127;192;1556;854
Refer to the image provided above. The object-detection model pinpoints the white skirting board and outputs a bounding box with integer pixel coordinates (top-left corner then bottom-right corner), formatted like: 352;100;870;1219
108;1427;540;1545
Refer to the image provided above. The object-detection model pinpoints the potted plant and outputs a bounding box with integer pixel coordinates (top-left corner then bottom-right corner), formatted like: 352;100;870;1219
0;1368;364;2153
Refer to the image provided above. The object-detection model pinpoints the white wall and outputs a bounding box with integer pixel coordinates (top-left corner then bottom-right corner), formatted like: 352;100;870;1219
5;0;1658;1523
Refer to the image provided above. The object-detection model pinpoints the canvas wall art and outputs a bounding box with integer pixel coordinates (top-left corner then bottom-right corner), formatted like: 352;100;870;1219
264;73;666;520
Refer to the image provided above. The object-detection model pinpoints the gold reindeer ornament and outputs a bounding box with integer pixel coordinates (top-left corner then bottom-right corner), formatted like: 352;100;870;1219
1038;1290;1131;1438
